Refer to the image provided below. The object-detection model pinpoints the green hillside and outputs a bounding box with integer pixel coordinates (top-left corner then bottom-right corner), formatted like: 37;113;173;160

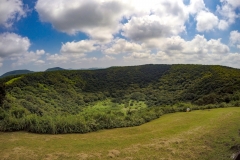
0;64;240;134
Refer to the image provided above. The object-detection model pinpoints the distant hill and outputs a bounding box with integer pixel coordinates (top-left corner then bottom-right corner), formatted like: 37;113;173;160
79;67;105;70
0;70;34;78
45;67;65;72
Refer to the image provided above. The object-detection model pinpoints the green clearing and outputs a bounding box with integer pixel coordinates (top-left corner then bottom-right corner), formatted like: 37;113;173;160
82;100;147;116
1;107;240;160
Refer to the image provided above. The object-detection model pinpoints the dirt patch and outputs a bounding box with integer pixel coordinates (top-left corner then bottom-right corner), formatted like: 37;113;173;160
77;153;91;160
3;147;38;160
123;144;141;154
108;149;120;158
92;152;102;158
44;152;70;160
121;157;133;160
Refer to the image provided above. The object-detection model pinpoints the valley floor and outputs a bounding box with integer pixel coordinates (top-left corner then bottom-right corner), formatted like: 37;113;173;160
1;107;240;160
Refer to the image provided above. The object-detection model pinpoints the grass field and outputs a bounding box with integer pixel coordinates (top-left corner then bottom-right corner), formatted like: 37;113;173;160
1;107;240;160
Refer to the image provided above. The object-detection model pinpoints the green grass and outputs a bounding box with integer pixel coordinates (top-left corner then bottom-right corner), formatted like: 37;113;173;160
5;76;23;85
1;107;240;160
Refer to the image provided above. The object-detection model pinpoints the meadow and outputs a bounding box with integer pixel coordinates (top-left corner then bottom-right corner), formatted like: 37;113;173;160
1;107;240;160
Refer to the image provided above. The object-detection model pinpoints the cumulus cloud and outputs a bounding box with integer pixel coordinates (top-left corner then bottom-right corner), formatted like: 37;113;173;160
188;0;206;14
0;32;46;68
221;0;240;9
124;34;230;65
182;35;229;55
35;0;130;42
230;30;240;47
0;0;26;27
47;40;99;64
104;39;146;54
35;0;190;42
47;53;97;65
195;11;219;32
60;40;97;54
47;52;86;64
122;0;188;41
216;0;240;30
124;52;152;60
12;50;46;67
218;20;229;30
188;0;239;31
0;32;30;58
158;35;229;60
122;15;183;41
99;55;116;61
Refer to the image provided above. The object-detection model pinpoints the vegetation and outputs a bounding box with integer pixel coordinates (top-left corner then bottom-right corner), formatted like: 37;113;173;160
0;107;240;160
0;64;240;133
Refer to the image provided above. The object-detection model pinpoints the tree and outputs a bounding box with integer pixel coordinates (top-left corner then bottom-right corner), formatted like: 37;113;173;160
0;84;6;107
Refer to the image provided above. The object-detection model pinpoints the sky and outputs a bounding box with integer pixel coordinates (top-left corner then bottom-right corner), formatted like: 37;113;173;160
0;0;240;75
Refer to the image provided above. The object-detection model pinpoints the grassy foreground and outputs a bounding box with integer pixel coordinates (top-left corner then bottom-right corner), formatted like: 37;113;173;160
1;107;240;160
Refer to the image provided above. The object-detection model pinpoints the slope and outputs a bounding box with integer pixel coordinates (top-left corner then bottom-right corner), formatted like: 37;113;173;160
0;107;240;160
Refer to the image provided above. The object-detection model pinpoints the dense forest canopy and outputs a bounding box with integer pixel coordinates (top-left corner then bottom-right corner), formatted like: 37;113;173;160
0;64;240;134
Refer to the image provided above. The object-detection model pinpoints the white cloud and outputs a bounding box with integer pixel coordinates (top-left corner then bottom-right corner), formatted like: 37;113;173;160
47;52;86;64
196;11;219;32
123;34;230;65
60;40;97;54
46;53;98;65
0;32;30;58
35;0;190;42
188;0;206;14
141;34;230;57
221;0;240;9
182;35;229;55
104;38;146;54
230;30;240;47
220;52;240;68
0;57;3;67
122;15;184;41
47;40;98;64
47;54;69;64
0;32;46;68
218;20;229;30
12;50;46;67
35;60;45;65
217;3;236;24
35;0;130;42
0;0;26;27
217;0;240;30
99;55;116;61
124;52;152;60
157;36;185;51
36;50;45;55
122;0;188;41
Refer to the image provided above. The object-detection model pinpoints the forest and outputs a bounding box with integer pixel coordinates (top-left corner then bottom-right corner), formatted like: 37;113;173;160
0;64;240;134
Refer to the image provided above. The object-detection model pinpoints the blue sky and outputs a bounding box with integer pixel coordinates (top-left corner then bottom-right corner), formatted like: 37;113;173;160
0;0;240;75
